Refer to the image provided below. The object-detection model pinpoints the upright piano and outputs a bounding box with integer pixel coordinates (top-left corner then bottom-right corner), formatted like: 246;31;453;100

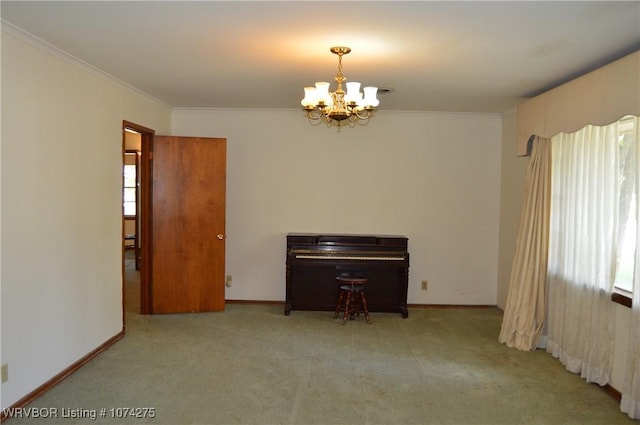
285;233;409;318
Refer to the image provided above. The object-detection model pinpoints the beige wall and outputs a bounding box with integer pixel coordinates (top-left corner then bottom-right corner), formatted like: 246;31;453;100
612;303;631;391
171;108;502;306
496;108;528;309
1;28;171;408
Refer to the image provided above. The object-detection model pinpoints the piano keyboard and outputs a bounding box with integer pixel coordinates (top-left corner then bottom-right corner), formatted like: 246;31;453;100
295;254;405;261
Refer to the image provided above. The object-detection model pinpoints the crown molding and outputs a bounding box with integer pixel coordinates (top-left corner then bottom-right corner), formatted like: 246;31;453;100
1;19;172;111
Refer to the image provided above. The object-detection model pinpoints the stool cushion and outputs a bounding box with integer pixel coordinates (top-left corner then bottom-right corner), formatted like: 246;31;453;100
339;285;365;292
336;277;368;284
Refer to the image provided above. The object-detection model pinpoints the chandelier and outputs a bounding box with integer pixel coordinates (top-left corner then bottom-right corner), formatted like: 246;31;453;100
301;47;379;127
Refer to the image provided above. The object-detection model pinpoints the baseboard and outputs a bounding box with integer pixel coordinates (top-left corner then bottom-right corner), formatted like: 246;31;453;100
226;300;499;310
225;299;284;305
0;330;125;423
602;383;622;401
407;303;499;310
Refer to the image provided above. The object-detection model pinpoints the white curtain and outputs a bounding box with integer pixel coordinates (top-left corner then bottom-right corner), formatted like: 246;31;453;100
621;115;640;419
546;123;619;385
499;137;551;351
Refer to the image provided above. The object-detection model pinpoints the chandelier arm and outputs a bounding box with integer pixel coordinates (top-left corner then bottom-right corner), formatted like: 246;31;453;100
352;109;374;120
319;109;334;123
304;109;324;121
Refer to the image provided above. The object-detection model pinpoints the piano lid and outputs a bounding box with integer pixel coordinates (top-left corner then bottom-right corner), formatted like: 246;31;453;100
287;233;408;249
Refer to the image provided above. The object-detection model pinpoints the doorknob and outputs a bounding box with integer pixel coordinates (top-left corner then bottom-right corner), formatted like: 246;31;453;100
217;234;224;240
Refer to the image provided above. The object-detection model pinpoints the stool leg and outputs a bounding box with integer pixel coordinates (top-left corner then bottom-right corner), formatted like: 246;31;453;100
342;292;352;325
360;291;371;323
335;290;345;319
352;289;360;319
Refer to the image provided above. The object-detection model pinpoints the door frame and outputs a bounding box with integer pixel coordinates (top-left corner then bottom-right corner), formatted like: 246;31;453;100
122;120;155;318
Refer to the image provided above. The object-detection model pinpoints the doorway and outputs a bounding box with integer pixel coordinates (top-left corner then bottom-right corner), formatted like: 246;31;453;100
122;121;154;320
121;122;227;319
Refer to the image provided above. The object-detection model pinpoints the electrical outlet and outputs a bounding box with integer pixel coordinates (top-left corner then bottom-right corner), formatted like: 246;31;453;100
1;364;8;383
421;280;428;291
225;275;232;287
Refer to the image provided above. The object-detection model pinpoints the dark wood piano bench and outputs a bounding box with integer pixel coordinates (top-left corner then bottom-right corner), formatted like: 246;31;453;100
334;276;371;325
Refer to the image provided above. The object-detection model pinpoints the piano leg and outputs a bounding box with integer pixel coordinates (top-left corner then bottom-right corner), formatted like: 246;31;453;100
285;264;292;315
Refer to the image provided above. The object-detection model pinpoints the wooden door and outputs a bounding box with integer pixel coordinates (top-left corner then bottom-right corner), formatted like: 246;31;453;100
151;136;226;313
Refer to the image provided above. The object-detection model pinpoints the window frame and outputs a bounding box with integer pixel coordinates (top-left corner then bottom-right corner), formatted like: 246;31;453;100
612;291;632;308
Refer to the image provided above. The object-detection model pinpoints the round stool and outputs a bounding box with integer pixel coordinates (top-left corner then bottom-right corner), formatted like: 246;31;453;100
334;276;371;325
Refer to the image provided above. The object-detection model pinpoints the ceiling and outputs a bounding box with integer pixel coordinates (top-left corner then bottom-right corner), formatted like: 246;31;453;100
2;1;639;113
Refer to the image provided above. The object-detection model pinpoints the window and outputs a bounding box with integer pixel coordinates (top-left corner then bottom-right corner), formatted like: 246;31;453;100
548;116;638;305
123;153;138;217
614;116;637;295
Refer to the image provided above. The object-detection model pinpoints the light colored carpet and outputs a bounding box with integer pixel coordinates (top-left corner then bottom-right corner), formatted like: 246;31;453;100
5;257;633;425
